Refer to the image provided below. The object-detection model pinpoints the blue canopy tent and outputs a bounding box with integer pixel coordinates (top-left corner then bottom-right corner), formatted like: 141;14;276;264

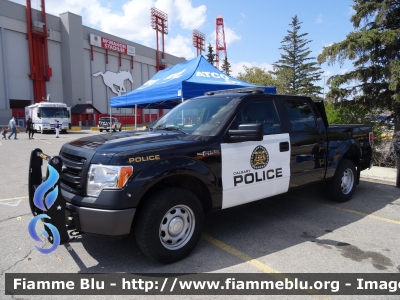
110;55;276;109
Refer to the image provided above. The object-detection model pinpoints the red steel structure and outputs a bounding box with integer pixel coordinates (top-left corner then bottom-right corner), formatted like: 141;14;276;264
215;14;227;70
192;30;205;56
26;0;52;103
150;7;168;71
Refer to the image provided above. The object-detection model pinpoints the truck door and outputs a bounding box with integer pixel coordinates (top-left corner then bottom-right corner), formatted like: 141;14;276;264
281;98;327;187
221;98;291;209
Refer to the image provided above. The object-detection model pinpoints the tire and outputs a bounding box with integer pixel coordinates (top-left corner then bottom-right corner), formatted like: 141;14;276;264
328;159;357;202
113;126;116;132
99;129;103;132
135;187;204;263
119;126;122;132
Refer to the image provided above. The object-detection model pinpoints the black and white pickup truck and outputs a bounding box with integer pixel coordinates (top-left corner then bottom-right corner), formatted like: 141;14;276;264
57;88;373;263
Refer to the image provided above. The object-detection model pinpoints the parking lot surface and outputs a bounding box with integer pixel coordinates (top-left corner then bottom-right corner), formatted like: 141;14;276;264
0;130;399;299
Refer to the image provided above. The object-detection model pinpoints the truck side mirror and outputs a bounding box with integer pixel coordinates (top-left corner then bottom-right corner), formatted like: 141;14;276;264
37;113;41;118
228;123;263;143
67;111;70;118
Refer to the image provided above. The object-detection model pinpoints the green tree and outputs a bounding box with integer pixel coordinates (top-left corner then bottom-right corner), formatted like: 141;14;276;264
273;15;323;97
237;66;288;94
237;66;275;86
324;101;384;152
318;0;400;131
205;43;215;65
220;57;232;75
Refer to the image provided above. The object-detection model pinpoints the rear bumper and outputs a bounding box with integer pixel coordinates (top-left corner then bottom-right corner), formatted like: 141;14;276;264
360;157;373;171
65;203;136;236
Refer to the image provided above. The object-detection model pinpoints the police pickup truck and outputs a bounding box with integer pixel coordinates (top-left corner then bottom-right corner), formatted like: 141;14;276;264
57;88;373;263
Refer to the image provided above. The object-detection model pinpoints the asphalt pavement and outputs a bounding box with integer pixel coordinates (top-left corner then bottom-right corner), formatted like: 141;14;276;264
0;130;399;300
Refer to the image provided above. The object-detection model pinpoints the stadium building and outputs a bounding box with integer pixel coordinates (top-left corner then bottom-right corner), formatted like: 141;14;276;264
0;0;186;126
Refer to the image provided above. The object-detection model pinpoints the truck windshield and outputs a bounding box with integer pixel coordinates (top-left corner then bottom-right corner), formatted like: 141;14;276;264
39;107;69;118
150;96;241;136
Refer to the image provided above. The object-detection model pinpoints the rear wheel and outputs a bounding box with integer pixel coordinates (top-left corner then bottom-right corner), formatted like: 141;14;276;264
328;159;357;202
99;129;103;132
135;187;204;263
119;126;122;132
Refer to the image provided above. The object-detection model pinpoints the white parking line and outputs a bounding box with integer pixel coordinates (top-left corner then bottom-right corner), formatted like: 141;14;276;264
292;195;400;226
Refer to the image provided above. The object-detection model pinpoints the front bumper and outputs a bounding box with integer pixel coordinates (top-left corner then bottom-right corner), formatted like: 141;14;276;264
61;186;143;236
65;203;136;236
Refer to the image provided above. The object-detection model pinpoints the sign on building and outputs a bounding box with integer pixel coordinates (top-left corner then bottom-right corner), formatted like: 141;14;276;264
90;34;135;56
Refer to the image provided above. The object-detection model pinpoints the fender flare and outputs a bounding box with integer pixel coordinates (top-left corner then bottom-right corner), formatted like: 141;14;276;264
329;140;361;183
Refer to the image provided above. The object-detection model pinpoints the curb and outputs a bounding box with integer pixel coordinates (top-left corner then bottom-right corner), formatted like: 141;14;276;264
360;166;397;184
68;127;81;131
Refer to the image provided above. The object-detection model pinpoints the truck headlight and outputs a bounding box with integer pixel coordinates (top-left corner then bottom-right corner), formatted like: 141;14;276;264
87;164;133;197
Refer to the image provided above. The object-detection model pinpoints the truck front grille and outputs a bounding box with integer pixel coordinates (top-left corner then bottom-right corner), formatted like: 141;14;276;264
59;151;86;194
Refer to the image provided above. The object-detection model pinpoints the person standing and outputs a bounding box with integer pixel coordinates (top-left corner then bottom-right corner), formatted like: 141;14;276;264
8;116;17;140
27;117;34;139
55;120;60;138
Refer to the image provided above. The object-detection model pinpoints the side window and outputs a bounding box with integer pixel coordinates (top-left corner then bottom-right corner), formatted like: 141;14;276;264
234;100;281;134
283;100;317;132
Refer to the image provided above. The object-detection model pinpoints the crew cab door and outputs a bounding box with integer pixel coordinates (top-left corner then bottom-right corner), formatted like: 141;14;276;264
280;98;328;187
221;98;291;209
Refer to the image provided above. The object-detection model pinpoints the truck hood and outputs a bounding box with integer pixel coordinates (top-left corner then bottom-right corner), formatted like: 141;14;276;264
67;130;200;154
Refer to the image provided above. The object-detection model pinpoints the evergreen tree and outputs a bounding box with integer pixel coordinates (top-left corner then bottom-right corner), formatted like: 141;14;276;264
221;57;232;75
273;15;323;97
318;0;400;131
206;43;215;65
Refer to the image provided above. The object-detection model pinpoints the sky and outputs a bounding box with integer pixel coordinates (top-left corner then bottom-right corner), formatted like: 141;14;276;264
11;0;357;90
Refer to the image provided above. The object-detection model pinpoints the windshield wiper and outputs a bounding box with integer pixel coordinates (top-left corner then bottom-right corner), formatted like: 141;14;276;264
150;125;186;134
162;126;186;134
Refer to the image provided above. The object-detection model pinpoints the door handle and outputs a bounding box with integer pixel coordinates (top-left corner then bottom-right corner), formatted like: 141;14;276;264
280;141;289;152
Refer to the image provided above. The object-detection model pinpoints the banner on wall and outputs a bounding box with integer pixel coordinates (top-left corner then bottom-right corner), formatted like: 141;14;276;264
90;34;135;56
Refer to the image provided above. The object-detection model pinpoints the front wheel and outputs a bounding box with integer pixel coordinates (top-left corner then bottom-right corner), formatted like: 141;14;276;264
99;129;103;132
328;159;357;202
135;187;204;263
119;126;122;132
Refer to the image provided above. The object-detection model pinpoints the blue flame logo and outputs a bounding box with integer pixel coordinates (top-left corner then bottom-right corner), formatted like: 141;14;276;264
28;165;61;254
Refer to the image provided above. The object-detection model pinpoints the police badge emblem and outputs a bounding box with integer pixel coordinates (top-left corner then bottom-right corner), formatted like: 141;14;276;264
250;145;269;170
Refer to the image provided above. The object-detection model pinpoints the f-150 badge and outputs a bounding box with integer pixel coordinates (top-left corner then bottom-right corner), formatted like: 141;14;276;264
196;150;220;159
